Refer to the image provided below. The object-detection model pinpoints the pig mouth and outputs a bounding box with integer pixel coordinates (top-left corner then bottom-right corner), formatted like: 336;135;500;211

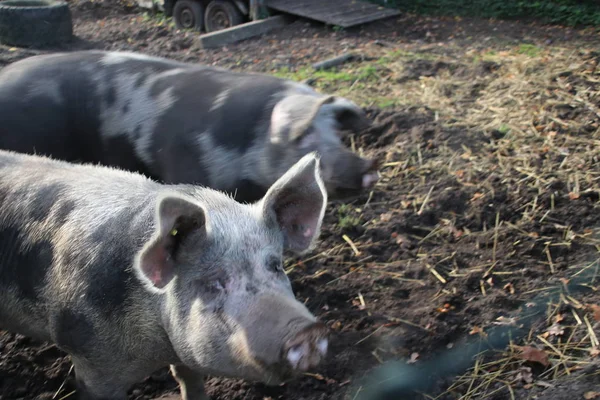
327;158;380;195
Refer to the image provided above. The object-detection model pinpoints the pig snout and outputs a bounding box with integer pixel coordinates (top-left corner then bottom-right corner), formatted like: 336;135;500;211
361;157;380;189
329;151;380;193
283;322;329;371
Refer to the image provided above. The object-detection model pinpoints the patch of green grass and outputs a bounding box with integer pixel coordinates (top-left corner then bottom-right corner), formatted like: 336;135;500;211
273;64;382;87
337;204;362;230
142;11;175;28
369;97;399;108
481;50;498;61
516;44;542;57
498;124;511;134
377;50;440;66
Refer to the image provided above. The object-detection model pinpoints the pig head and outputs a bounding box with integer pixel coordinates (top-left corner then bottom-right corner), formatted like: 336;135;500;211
266;94;379;197
0;149;330;400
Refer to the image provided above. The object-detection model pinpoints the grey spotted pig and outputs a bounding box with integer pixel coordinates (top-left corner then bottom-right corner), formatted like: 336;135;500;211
0;149;329;399
0;50;379;203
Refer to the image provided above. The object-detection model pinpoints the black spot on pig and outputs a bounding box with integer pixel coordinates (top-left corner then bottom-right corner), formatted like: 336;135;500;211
84;255;131;319
133;124;142;140
122;100;130;114
105;85;116;107
0;227;53;301
102;135;152;178
84;205;151;318
245;283;258;295
54;200;76;225
52;309;94;353
134;73;147;88
30;183;67;222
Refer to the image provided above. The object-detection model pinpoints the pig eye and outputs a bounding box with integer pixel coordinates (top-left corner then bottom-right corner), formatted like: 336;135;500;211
267;257;283;274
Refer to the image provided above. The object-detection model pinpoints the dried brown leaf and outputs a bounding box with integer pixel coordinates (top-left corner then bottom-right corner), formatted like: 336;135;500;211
588;304;600;322
504;282;515;294
546;323;564;337
554;313;565;323
380;213;393;222
584;392;600;400
515;346;550;367
469;326;484;335
470;192;485;202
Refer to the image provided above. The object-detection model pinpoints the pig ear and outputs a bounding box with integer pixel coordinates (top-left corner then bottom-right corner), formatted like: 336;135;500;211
288;96;336;143
261;152;327;253
324;97;372;134
135;194;207;291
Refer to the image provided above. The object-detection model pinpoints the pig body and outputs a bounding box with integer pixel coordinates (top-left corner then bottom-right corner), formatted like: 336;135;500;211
0;149;329;399
0;50;378;203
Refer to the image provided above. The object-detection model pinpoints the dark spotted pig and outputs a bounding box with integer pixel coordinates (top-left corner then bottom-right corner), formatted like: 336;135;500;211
0;50;378;203
0;149;329;399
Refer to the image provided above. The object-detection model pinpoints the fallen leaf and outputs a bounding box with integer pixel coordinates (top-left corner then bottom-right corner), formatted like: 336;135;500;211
546;323;564;337
569;192;580;200
515;346;550;367
554;313;565;323
515;366;533;383
380;213;393;222
588;304;600;322
584;392;600;399
406;352;419;364
494;316;518;326
504;282;515;294
469;326;484;335
470;192;485;202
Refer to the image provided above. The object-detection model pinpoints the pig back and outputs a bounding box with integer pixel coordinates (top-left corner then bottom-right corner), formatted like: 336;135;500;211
0;150;161;348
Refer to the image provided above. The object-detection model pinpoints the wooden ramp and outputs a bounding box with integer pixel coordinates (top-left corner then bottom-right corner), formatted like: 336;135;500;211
265;0;401;28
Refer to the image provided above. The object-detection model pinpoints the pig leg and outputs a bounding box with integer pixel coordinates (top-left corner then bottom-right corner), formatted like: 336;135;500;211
71;357;130;400
170;364;208;400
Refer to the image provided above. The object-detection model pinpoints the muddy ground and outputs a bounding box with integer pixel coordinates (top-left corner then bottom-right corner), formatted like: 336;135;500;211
0;1;599;399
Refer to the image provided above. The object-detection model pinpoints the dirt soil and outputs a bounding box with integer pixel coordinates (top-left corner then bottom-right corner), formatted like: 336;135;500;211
1;1;600;399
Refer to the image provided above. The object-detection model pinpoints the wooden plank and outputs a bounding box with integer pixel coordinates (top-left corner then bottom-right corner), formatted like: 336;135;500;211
198;15;290;49
266;0;400;27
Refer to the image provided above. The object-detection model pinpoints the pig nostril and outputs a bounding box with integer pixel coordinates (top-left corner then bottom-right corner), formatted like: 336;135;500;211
286;343;306;369
362;172;379;188
317;338;328;355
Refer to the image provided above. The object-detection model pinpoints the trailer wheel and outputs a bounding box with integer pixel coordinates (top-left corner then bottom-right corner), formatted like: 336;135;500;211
173;0;204;31
0;0;73;48
204;0;244;33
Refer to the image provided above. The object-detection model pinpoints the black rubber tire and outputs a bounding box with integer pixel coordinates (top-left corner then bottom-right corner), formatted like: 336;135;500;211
204;0;244;33
173;0;204;31
0;0;73;48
